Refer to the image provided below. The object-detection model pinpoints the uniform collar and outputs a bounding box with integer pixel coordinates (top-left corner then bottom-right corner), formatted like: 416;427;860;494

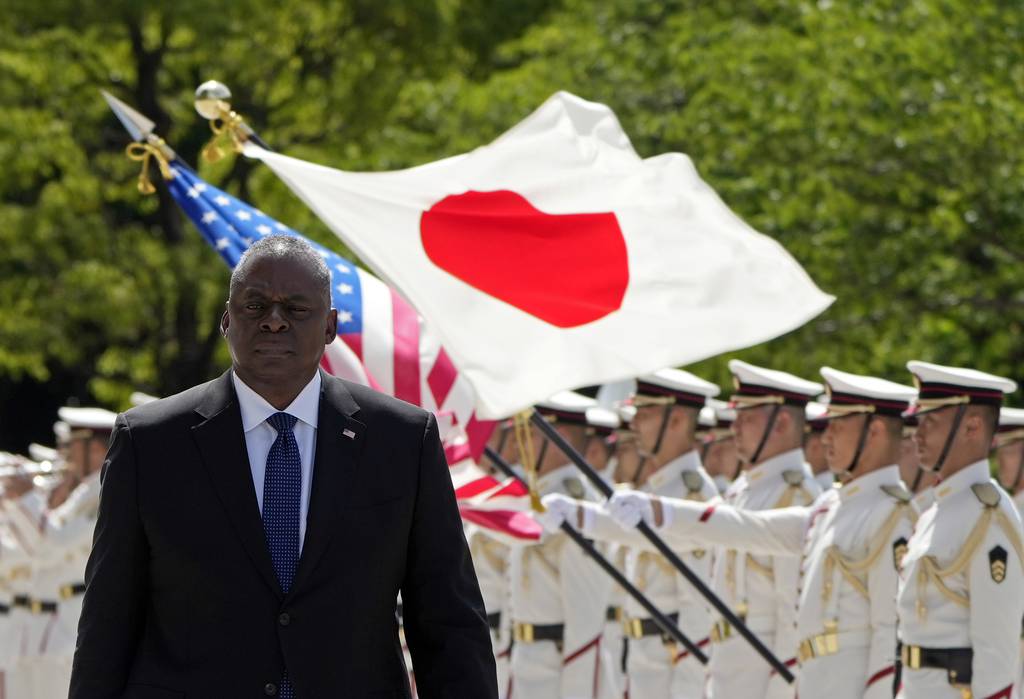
232;370;321;433
537;462;580;496
933;459;991;504
838;464;901;502
644;449;701;493
745;448;805;488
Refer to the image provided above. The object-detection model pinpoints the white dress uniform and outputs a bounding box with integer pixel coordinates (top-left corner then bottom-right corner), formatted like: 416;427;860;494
27;470;101;698
1;499;37;697
706;448;821;699
468;524;513;698
509;463;613;699
596;542;628;699
896;461;1024;699
583;451;718;699
649;462;913;697
2;488;49;699
896;361;1024;699
646;365;922;699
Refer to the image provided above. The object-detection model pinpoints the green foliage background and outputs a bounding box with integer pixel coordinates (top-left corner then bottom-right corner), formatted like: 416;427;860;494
1;0;1021;450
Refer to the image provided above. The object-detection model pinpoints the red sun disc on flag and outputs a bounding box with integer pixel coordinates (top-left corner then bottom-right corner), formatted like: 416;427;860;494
420;190;629;328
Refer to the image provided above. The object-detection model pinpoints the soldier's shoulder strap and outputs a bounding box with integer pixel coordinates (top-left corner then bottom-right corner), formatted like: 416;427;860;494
682;470;704;495
971;482;1001;508
880;483;913;504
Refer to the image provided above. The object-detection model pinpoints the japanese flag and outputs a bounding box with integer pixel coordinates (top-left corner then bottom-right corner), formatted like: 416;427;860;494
246;92;833;419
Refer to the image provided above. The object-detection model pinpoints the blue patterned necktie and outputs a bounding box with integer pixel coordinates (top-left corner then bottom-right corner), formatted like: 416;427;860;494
263;411;300;699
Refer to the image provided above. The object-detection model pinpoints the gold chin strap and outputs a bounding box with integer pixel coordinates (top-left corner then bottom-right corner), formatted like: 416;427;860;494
513;411;545;512
125;140;175;194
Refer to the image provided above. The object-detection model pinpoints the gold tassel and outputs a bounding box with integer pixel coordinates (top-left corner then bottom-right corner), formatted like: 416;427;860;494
513;411;545;512
125;141;175;195
201;109;249;163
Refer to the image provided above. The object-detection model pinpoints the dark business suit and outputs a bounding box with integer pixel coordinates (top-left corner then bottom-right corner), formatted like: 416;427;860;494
70;371;497;699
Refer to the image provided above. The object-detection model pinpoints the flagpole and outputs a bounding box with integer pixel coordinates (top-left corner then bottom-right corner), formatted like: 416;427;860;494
529;410;796;684
483;447;708;665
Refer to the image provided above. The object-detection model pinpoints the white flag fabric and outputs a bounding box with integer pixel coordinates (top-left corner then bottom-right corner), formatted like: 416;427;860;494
245;91;834;419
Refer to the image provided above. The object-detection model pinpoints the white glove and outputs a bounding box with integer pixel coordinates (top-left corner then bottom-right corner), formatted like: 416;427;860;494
608;489;655;529
536;493;578;534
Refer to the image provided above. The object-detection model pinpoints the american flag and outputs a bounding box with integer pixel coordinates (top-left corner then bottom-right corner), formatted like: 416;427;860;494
165;161;538;541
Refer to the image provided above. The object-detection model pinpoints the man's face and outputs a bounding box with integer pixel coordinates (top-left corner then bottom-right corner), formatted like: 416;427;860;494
822;416;867;474
914;407;956;471
732;405;771;463
996;441;1024;491
222;255;337;387
583;435;610;472
704;436;738;478
803;431;827;473
898;434;921;486
611;436;639;484
632;404;667;454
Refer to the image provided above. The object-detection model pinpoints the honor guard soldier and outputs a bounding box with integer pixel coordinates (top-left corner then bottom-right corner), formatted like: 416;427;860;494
701;399;740;495
805;401;836;491
611;360;822;699
579;405;630;699
993;407;1024;513
895;361;1024;699
509;392;612;699
543;369;720;699
469;424;522;698
609;367;918;698
26;406;115;698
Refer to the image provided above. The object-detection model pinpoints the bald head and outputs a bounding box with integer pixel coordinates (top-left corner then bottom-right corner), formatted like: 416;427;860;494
230;235;331;308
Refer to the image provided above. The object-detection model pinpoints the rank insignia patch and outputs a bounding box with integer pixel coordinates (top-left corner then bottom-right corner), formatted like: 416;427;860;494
893;537;908;571
990;545;1008;583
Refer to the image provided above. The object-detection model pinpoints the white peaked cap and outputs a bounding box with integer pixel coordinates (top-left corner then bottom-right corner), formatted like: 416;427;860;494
999;407;1024;428
906;360;1016;415
57;406;117;431
634;368;720;408
28;443;58;462
536;390;598;425
585;406;620;434
698;406;717;428
819;367;917;418
729;359;823;407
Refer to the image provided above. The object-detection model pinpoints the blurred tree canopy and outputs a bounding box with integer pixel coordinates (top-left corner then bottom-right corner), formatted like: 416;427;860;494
0;0;1021;451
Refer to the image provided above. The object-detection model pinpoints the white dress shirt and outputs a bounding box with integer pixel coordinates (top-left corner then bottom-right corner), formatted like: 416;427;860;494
232;371;320;549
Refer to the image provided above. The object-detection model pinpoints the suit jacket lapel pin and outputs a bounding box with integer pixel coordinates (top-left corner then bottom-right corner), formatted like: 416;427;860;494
342;428;357;440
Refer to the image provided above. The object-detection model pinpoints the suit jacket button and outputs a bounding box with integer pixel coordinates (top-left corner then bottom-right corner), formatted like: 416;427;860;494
264;682;278;695
278;612;291;627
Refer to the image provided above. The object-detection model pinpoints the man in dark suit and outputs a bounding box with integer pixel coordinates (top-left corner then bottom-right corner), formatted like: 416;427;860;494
70;235;497;699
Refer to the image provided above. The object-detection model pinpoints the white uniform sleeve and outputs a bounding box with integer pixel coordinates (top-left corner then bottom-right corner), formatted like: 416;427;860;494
656;497;808;557
863;512;913;699
968;504;1024;699
560;533;614;699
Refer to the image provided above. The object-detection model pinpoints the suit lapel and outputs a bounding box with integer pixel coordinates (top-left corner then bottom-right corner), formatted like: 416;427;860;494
290;372;365;598
191;372;282;598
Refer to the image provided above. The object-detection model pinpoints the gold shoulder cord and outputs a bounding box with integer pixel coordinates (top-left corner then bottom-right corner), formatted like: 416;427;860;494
512;412;545;512
915;503;1024;620
823;501;917;603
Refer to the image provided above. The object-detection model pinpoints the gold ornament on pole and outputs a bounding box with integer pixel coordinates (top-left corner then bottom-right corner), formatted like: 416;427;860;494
124;138;175;195
195;80;255;163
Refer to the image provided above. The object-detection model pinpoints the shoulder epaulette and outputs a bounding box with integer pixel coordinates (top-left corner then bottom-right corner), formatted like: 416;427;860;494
563;477;586;500
682;470;704;494
971;482;1001;508
782;469;805;487
880;483;912;503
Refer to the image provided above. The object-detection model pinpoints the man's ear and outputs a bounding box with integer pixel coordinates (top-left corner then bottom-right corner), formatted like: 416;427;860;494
325;308;338;344
220;307;230;336
962;412;985;443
